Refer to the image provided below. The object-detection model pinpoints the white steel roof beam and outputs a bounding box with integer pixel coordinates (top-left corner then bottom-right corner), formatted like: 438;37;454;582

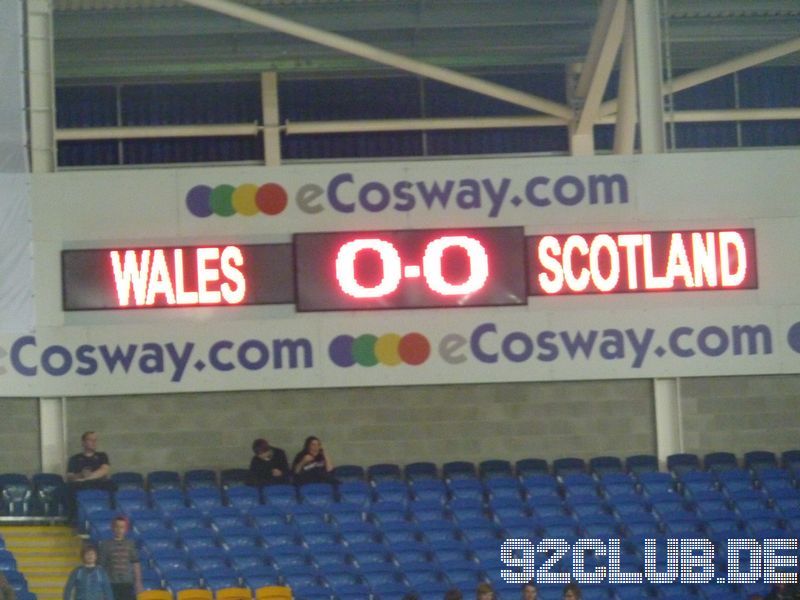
601;35;800;117
180;0;574;120
613;3;638;155
574;0;627;136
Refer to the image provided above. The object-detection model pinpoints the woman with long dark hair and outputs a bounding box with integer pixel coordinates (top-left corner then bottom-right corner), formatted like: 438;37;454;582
291;435;334;486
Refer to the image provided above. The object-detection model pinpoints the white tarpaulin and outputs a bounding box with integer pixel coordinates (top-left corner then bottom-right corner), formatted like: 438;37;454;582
0;0;28;173
0;174;34;333
0;0;34;333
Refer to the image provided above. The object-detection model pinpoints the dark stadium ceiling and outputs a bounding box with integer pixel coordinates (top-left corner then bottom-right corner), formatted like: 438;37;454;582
52;0;800;83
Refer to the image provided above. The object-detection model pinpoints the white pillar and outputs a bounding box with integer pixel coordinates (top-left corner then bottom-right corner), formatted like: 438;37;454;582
26;0;56;173
632;0;665;153
261;72;281;166
653;378;682;469
39;397;67;474
566;63;594;156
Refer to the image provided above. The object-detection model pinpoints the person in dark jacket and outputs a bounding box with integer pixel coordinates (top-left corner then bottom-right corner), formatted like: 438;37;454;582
63;545;114;600
247;438;291;485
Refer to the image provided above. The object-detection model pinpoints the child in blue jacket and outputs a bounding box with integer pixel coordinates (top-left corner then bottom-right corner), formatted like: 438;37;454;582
63;545;114;600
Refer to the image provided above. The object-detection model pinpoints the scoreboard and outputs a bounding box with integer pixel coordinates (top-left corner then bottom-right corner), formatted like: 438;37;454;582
61;227;757;312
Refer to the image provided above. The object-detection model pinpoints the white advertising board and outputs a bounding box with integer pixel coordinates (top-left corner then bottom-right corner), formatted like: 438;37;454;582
0;149;796;396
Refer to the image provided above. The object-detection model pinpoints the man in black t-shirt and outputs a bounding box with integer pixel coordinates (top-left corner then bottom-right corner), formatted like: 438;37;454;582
66;431;116;520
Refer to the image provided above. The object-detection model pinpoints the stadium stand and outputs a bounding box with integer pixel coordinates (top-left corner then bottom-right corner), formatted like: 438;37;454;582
3;448;800;599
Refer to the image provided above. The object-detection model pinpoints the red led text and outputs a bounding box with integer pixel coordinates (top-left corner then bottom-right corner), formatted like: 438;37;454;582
534;230;756;295
109;246;246;307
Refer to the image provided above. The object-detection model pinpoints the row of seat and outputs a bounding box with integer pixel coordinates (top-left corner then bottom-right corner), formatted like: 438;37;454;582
73;473;800;599
4;447;798;518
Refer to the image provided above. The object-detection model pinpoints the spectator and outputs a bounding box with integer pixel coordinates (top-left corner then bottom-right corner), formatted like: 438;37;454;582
98;516;142;600
562;583;582;600
291;436;334;486
444;590;463;600
63;544;114;600
67;432;112;485
65;431;116;520
247;438;290;486
0;572;15;600
522;583;538;600
476;583;496;600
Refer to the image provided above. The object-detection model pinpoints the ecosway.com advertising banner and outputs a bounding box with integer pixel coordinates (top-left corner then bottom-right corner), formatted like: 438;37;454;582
3;149;798;395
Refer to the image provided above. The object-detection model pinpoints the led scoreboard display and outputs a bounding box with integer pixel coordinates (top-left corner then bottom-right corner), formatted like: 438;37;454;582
529;229;757;295
60;227;757;311
62;244;293;310
293;227;528;311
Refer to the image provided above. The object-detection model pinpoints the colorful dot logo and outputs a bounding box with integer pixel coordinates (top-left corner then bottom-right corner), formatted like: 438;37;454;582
186;183;288;217
329;333;431;367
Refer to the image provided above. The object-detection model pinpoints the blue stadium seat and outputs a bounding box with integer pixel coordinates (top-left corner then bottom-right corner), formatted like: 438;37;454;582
520;475;560;501
442;461;478;481
129;508;168;535
184;469;218;490
404;462;438;482
267;544;311;569
666;453;701;477
188;546;227;571
224;486;261;513
151;489;187;514
0;550;18;571
326;502;364;527
179;527;219;553
186;488;223;513
330;465;365;483
150;547;192;572
449;497;486;523
337;522;380;546
743;450;778;472
111;471;146;490
227;546;267;571
76;491;114;530
588;455;624;477
447;479;485;503
261;485;297;509
147;471;183;490
207;506;248;531
637;472;676;496
0;474;32;517
369;500;409;527
553;457;587;477
409;479;447;503
139;529;180;553
624;454;659;475
219;469;250;490
382;522;425;548
780;449;800;471
373;481;410;505
31;473;66;517
479;459;514;480
336;481;372;507
367;463;403;482
298;483;336;508
115;488;150;515
515;458;549;478
169;507;206;531
703;452;738;472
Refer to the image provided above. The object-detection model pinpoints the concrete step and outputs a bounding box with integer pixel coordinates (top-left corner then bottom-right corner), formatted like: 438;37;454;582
0;526;75;538
16;556;78;568
0;524;82;600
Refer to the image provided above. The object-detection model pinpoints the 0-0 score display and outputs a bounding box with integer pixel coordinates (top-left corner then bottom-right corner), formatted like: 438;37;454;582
293;228;528;311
